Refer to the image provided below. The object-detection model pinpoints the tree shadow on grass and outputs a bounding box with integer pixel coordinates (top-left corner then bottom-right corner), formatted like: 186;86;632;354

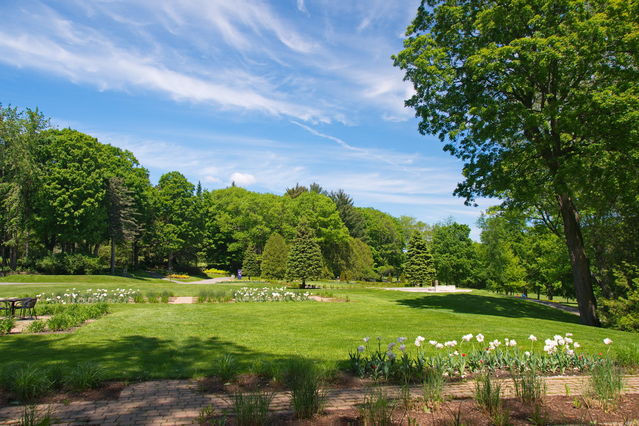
395;293;580;324
0;333;313;381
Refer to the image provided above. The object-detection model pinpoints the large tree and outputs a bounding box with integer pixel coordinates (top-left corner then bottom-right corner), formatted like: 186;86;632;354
394;0;639;325
242;243;261;280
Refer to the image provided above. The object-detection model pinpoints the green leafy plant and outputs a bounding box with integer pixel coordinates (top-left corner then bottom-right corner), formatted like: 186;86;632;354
160;290;173;303
0;317;15;335
26;320;47;333
231;391;273;426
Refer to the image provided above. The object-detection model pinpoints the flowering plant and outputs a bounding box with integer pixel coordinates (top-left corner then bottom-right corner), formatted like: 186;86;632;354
233;287;310;302
36;288;140;304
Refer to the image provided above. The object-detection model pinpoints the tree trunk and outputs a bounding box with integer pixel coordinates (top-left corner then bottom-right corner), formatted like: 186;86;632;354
557;193;600;326
110;238;116;275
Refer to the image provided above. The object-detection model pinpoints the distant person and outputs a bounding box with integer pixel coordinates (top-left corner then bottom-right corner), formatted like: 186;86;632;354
237;269;242;280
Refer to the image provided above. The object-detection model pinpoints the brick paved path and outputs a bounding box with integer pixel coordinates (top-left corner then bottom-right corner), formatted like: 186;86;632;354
1;375;638;425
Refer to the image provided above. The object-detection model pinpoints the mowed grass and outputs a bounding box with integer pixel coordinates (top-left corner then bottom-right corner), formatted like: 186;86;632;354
0;282;636;381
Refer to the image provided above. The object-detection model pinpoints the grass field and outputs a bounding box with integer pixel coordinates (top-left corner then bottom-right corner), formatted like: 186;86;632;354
0;275;636;381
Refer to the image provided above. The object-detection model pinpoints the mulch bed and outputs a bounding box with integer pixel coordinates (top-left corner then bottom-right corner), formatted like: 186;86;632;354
0;381;126;408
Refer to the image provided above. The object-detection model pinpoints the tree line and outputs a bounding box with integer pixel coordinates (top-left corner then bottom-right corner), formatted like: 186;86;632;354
1;103;637;330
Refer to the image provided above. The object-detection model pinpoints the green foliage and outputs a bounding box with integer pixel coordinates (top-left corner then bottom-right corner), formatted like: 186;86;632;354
5;364;52;402
215;354;239;382
260;233;288;280
45;303;109;331
422;366;444;403
393;0;639;326
357;207;405;272
474;373;502;416
19;405;54;426
431;221;478;287
36;253;105;275
600;266;639;331
589;360;624;409
231;391;273;426
241;243;260;279
283;358;325;419
0;317;15;335
63;362;105;391
511;368;546;403
26;320;46;333
341;237;376;282
403;232;436;287
286;221;323;287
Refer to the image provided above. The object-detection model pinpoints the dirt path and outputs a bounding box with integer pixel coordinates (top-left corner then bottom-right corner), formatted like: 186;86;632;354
164;277;238;284
516;296;580;315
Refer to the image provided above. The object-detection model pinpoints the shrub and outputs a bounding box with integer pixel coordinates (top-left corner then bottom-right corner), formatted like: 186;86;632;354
46;314;75;331
146;291;159;303
359;389;396;426
35;253;104;275
283;359;324;419
19;405;54;426
589;360;624;409
231;391;272;426
0;317;15;335
26;320;46;333
63;362;105;391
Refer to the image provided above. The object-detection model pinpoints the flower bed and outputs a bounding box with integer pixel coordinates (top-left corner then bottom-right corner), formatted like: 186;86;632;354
35;288;140;304
233;287;310;302
349;333;615;382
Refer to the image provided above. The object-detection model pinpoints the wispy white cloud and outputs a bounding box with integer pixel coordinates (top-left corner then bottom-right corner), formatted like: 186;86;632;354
230;172;257;186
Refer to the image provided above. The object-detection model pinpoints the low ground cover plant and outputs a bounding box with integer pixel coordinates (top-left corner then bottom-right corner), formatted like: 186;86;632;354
349;333;617;382
233;287;310;302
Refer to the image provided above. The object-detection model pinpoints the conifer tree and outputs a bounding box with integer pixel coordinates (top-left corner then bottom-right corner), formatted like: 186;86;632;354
261;233;288;280
286;220;322;288
242;243;260;280
404;232;436;287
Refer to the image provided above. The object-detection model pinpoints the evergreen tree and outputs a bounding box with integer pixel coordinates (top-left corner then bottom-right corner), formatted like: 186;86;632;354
261;233;288;280
242;243;260;280
286;220;322;288
404;232;436;287
106;176;138;274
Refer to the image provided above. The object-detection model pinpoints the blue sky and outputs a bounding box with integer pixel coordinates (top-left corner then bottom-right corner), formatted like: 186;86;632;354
0;0;495;238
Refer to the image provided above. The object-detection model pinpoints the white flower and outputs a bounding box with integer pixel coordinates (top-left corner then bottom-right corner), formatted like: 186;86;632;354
476;334;485;343
506;339;517;347
357;345;365;353
429;340;438;346
444;340;457;347
462;333;473;342
573;342;581;349
565;332;573;337
528;335;537;341
524;351;531;357
435;343;444;349
567;349;575;356
603;338;613;345
544;345;556;354
363;337;370;343
564;337;573;345
414;336;425;347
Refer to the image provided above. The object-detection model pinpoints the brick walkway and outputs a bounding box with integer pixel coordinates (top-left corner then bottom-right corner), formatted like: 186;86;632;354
1;375;638;425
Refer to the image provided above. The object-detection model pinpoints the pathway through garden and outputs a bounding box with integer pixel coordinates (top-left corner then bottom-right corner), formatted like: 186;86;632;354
1;375;637;425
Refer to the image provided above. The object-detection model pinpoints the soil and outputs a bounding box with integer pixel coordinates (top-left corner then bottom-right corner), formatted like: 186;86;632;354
203;394;639;425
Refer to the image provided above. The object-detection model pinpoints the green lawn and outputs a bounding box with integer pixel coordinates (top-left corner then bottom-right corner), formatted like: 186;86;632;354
0;280;635;381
